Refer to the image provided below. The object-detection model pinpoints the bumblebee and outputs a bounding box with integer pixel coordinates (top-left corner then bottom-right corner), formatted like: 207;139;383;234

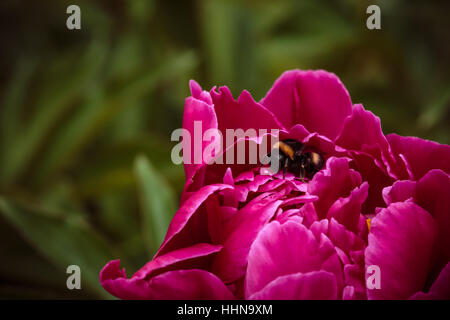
264;139;324;180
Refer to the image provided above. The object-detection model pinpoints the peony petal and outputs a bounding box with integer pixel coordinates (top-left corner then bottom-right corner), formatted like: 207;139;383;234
410;262;450;300
235;170;255;182
275;209;303;224
301;132;348;158
343;264;366;300
382;180;416;206
205;195;238;244
212;193;283;283
148;269;235;300
387;134;450;180
100;260;146;299
283;124;311;142
349;151;395;213
245;219;341;297
189;80;212;105
156;184;232;256
327;182;369;233
184;131;278;193
365;202;438;299
101;262;234;300
259;70;300;129
182;96;219;181
260;70;352;139
335;105;406;180
133;243;222;280
327;218;366;254
415;169;450;269
297;202;319;227
309;219;329;241
281;194;318;207
211;86;284;135
308;157;362;219
249;271;337;300
342;286;356;300
234;174;272;203
335;105;386;153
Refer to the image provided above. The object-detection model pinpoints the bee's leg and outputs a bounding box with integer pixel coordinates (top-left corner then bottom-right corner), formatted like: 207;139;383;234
299;165;305;182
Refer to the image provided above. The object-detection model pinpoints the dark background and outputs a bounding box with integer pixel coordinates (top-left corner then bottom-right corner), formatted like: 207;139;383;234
0;0;449;298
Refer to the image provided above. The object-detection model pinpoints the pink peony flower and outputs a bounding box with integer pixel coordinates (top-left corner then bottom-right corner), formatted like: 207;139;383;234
100;70;450;300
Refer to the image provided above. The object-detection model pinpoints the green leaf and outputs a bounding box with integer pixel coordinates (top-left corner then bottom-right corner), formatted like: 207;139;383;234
418;85;450;130
33;50;197;186
0;56;37;165
200;0;238;86
134;155;176;256
1;40;108;185
32;84;107;183
0;197;117;298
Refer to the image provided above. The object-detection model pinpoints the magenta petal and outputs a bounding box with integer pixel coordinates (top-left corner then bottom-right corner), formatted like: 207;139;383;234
297;202;319;227
100;260;145;299
284;124;311;142
235;170;255;182
335;105;405;180
382;180;416;206
211;86;284;134
342;286;356;300
343;264;366;300
234;174;272;203
415;169;450;268
276;209;303;224
259;70;300;129
260;70;352;139
100;260;126;283
410;262;450;300
387;134;450;180
182;96;219;180
249;271;337;300
365;202;438;299
335;105;386;152
301;132;348;158
101;262;234;300
327;182;369;233
184;131;278;192
350;151;395;213
308;157;362;219
189;80;212;105
245;219;339;297
327;218;365;254
212;193;283;283
206;196;238;245
281;194;318;207
133;243;222;279
309;219;329;241
147;269;235;300
156;184;232;256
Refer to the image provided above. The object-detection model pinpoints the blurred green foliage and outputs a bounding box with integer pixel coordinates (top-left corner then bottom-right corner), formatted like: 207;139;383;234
0;0;449;298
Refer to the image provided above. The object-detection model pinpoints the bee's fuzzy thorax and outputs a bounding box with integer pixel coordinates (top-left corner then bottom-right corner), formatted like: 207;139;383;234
274;141;294;160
